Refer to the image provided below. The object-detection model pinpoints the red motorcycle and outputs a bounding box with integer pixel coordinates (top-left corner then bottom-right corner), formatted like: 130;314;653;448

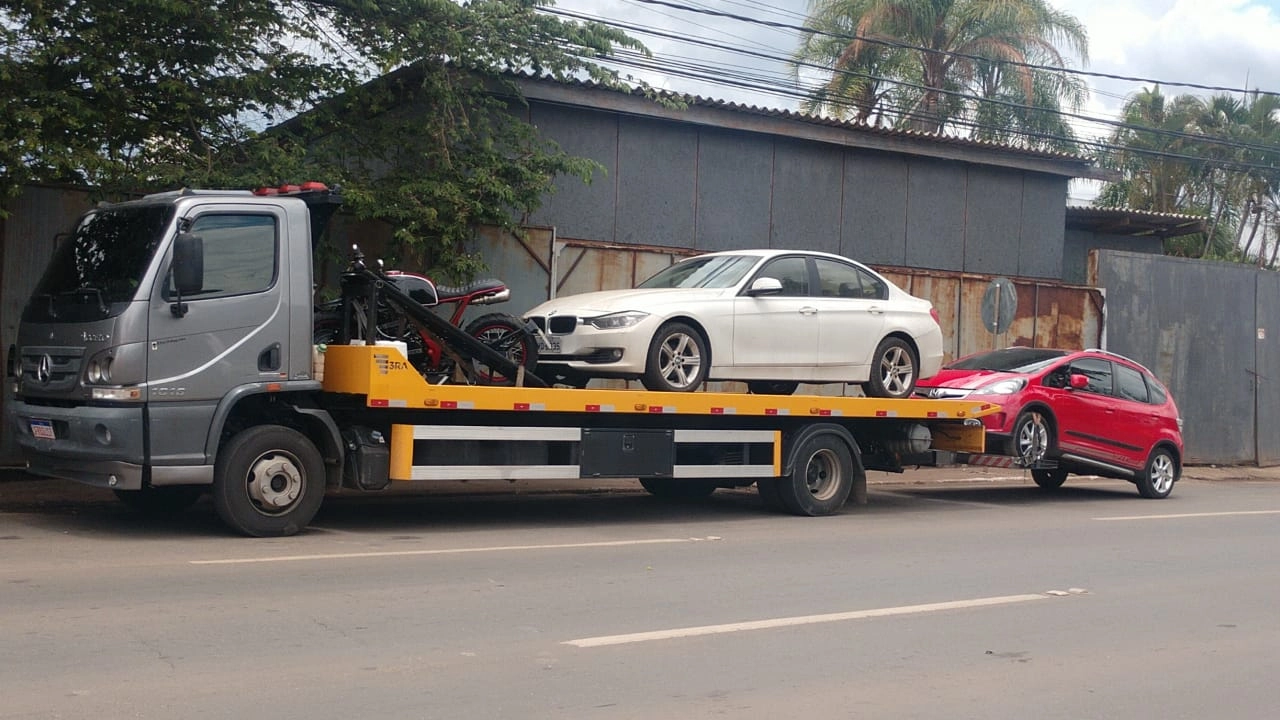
314;269;538;385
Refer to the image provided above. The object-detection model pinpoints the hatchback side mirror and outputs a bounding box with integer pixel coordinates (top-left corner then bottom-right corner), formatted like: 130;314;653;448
1068;373;1089;390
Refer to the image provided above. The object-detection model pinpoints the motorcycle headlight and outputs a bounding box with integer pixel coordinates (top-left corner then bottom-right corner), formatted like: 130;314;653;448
973;378;1026;395
587;311;650;330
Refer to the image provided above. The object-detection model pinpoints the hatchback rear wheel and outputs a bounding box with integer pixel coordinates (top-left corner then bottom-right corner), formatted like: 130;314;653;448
1136;446;1179;499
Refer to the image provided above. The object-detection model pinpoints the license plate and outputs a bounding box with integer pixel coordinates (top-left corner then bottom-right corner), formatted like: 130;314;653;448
539;335;561;353
30;419;55;440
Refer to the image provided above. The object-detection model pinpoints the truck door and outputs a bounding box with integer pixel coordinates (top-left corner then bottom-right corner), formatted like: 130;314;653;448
145;204;290;465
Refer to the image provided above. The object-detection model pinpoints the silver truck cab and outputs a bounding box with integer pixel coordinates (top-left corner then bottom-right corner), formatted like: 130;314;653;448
7;185;336;491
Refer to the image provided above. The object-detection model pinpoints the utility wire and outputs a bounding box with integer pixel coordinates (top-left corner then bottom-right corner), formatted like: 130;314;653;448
549;7;1280;164
621;0;1280;99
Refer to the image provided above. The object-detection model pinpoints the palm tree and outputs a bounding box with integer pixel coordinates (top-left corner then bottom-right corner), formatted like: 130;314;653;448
791;0;1089;141
1097;87;1280;259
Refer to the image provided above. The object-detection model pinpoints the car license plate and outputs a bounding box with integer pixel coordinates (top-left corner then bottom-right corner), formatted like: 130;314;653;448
539;335;561;353
30;419;55;440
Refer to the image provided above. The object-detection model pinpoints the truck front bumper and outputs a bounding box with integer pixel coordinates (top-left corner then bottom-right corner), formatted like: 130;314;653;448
8;400;146;490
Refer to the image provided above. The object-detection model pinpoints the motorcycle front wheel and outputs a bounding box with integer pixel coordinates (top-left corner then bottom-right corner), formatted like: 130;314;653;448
464;313;540;386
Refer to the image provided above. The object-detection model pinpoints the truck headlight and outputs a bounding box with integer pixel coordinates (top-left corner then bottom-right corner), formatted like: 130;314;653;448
86;356;113;384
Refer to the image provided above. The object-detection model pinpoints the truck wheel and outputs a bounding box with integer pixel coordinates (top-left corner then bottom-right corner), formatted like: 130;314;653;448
1136;446;1179;499
639;478;718;498
212;425;325;537
464;313;539;385
642;322;709;392
113;485;204;515
776;434;854;516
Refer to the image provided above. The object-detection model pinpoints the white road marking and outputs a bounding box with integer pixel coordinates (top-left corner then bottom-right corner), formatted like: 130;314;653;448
191;536;721;565
565;592;1064;648
1095;509;1280;521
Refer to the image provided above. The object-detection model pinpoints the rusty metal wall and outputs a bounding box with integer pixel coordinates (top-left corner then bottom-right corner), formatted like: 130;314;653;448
877;268;1103;365
1095;250;1273;466
1;186;96;465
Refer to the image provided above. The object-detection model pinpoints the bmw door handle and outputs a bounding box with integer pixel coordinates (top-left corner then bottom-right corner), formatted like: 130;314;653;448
799;307;817;316
866;305;885;315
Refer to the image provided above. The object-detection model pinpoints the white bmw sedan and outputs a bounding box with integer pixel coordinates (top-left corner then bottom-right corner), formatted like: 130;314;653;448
523;249;944;396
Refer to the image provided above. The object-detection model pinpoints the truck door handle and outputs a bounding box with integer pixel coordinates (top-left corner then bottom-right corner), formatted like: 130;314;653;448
258;343;282;371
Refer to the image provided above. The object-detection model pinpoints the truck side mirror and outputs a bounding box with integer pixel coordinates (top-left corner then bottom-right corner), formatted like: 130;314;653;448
173;233;204;296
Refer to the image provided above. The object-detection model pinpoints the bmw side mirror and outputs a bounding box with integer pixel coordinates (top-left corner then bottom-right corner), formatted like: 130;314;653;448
746;277;783;296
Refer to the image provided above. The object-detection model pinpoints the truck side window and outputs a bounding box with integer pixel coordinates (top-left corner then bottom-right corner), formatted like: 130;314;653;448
168;214;277;300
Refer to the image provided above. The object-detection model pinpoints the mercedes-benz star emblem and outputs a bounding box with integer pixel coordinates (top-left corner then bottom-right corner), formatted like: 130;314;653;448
36;354;52;385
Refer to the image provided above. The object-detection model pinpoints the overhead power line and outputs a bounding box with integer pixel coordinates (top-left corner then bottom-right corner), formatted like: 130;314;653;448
622;0;1280;99
546;7;1280;166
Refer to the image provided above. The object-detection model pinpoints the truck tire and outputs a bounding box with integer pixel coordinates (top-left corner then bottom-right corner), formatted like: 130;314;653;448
776;433;854;516
639;477;718;498
212;425;325;537
113;485;204;515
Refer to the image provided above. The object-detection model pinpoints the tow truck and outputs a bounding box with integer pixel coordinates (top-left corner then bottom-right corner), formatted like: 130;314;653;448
5;183;997;536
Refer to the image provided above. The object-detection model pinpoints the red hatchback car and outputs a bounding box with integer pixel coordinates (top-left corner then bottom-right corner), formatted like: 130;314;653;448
915;347;1184;498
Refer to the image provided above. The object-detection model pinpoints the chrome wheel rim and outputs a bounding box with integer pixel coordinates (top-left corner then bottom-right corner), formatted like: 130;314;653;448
1016;413;1050;464
246;450;305;516
805;448;843;502
878;345;915;396
1150;453;1176;494
658;332;702;389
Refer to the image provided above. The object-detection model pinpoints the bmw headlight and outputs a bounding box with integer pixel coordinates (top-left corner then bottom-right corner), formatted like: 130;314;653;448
973;378;1026;395
587;311;649;329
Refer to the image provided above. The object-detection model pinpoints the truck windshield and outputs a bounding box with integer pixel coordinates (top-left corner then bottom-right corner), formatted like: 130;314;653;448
22;204;174;323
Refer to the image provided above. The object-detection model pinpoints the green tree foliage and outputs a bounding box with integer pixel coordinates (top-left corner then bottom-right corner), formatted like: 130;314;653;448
1;0;645;278
790;0;1088;150
1095;86;1280;262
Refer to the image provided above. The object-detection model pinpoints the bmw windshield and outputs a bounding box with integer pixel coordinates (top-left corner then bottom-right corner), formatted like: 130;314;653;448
22;204;173;323
637;255;758;289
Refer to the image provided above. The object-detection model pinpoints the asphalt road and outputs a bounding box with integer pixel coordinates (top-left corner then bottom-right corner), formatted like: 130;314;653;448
3;474;1279;720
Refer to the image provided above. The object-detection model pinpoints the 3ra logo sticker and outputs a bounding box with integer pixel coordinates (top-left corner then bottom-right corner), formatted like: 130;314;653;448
374;354;413;374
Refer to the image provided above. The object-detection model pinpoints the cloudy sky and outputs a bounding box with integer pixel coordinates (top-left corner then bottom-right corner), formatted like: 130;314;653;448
549;0;1280;201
